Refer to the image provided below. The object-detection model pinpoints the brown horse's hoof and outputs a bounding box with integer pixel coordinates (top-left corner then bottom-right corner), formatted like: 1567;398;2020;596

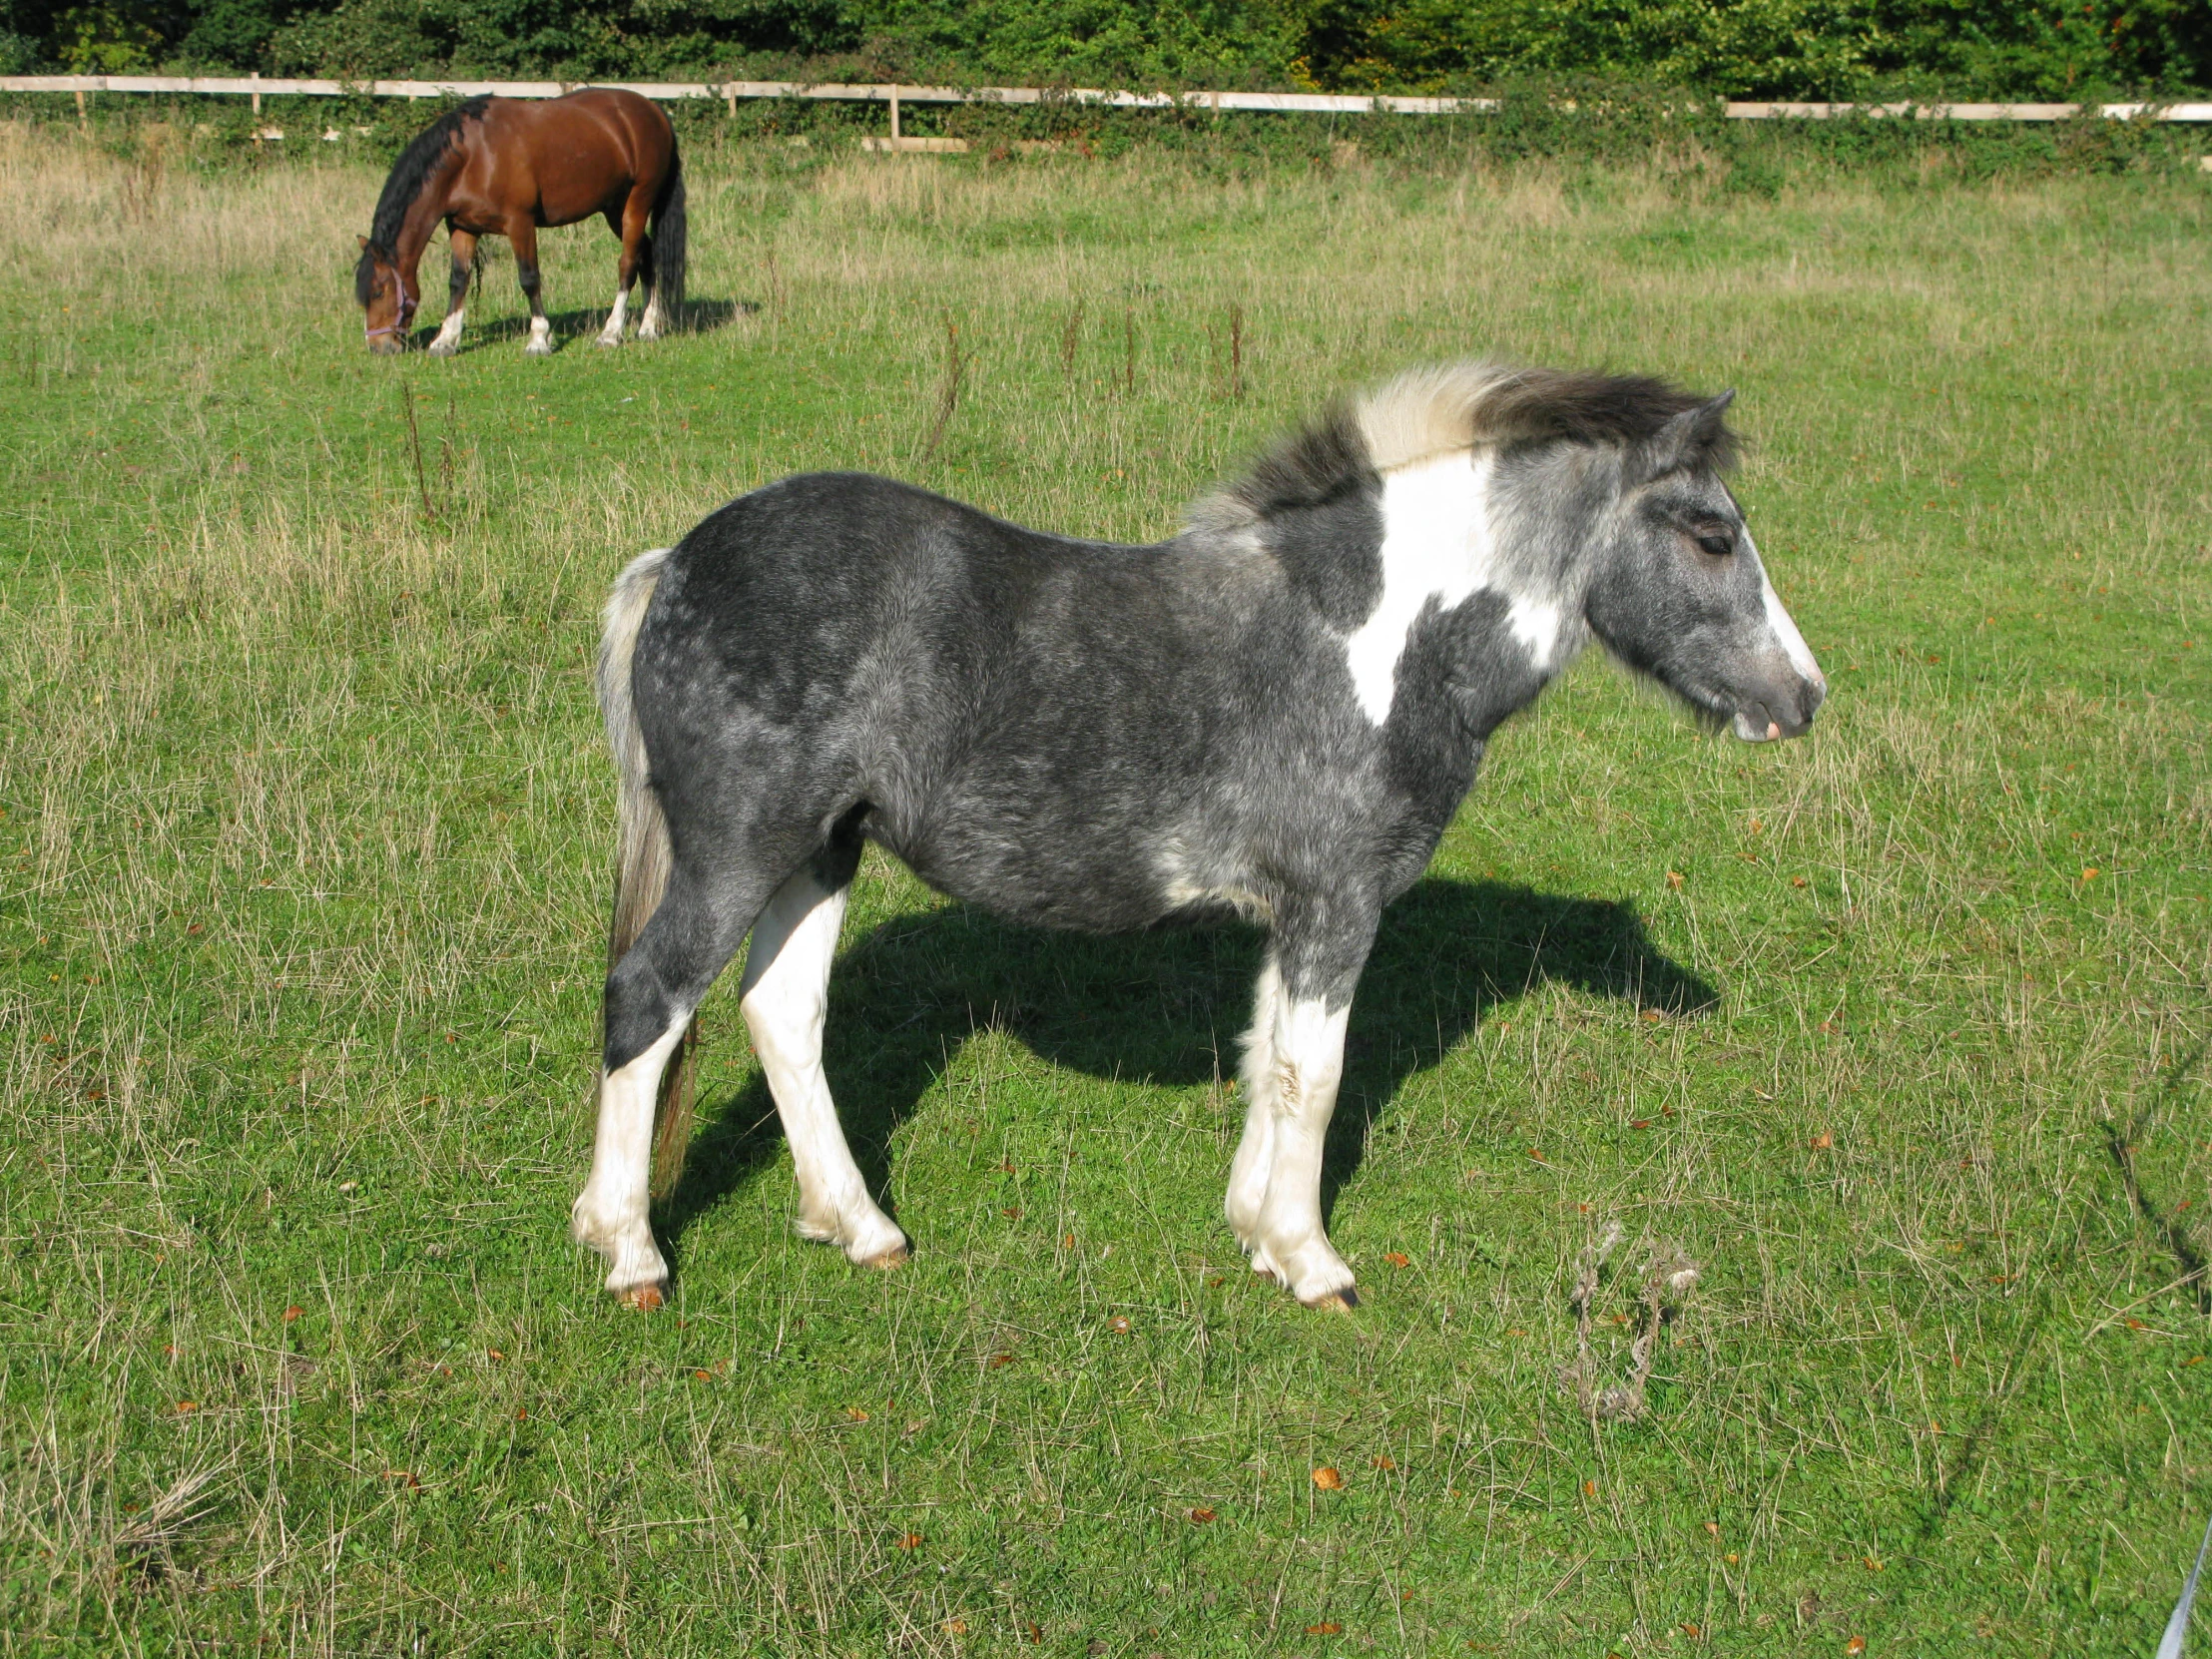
858;1244;909;1271
1301;1287;1359;1313
621;1283;666;1311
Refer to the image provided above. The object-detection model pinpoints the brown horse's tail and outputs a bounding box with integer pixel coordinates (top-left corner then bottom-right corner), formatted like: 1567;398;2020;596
598;546;698;1197
651;144;687;328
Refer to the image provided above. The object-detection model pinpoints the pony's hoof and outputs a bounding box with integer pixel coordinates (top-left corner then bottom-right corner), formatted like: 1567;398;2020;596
858;1243;909;1271
525;342;554;357
595;332;624;349
426;339;459;358
620;1283;665;1311
1301;1287;1359;1313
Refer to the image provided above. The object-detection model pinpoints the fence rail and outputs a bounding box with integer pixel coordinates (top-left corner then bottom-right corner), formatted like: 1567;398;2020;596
1;74;2208;122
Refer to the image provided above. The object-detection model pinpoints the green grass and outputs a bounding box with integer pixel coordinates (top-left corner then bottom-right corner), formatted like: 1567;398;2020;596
2;126;2209;1656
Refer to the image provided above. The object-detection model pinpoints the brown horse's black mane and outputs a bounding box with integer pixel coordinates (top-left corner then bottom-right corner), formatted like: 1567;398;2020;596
355;96;491;297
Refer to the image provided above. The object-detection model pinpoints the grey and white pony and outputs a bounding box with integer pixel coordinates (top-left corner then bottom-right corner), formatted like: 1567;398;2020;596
571;361;1826;1311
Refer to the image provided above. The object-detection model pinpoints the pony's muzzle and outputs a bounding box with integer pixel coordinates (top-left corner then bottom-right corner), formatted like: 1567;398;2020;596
1731;665;1825;743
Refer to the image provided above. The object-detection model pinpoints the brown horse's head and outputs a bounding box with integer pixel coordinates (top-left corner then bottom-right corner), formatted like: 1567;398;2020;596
355;238;416;353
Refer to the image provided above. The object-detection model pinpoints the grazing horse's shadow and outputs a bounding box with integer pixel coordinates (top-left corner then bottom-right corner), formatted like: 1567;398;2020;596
439;297;756;353
655;875;1716;1272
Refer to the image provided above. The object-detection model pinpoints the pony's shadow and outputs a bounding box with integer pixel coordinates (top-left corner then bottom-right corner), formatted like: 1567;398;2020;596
655;876;1717;1273
430;298;755;353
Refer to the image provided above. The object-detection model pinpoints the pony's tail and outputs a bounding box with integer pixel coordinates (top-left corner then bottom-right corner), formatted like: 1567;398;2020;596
598;545;698;1199
651;145;687;328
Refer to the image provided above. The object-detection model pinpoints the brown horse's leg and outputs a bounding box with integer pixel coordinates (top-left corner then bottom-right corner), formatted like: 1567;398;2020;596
509;219;552;356
427;229;476;357
596;194;652;349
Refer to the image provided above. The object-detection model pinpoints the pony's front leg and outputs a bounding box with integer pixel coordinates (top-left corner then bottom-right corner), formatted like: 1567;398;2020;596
739;857;908;1269
1227;927;1370;1310
426;229;475;357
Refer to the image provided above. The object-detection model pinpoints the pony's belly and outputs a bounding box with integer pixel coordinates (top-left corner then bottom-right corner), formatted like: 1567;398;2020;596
866;819;1182;937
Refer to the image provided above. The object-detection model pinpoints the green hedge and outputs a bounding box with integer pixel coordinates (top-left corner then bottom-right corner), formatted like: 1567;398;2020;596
4;0;2207;99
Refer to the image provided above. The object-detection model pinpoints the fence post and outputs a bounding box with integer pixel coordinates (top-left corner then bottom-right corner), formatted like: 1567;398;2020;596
251;71;261;118
889;86;900;143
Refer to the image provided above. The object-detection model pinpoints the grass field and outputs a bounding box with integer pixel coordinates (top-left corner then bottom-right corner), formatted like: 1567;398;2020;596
2;123;2209;1656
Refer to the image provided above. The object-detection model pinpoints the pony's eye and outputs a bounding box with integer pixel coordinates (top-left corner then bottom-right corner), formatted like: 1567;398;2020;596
1694;530;1736;559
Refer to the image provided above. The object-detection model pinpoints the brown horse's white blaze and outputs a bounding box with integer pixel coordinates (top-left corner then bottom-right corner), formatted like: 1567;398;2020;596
354;89;685;357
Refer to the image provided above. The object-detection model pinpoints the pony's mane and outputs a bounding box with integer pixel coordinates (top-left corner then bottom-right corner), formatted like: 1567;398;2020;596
356;96;490;295
1192;360;1736;530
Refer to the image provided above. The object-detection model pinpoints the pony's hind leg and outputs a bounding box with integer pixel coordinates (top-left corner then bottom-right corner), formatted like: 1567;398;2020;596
572;862;762;1304
739;832;908;1268
426;229;475;357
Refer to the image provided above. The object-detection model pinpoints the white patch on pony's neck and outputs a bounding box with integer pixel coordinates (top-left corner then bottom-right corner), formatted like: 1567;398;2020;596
1506;597;1564;667
1343;451;1496;725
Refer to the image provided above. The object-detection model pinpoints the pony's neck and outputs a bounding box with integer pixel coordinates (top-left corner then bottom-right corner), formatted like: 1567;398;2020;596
1342;449;1585;728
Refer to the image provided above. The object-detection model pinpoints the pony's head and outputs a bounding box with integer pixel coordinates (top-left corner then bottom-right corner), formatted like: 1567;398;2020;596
354;237;415;353
1579;391;1826;742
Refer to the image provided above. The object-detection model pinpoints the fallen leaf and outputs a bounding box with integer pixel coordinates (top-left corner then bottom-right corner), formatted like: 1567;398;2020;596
1791;875;1809;888
895;1532;923;1550
1846;1639;1867;1656
1306;1623;1342;1636
1726;1551;1739;1564
1002;1206;1021;1220
488;1349;504;1361
1107;1316;1132;1335
694;1369;711;1381
1666;869;1684;889
945;1618;968;1635
1063;1234;1075;1249
845;1406;870;1421
1812;1132;1833;1150
1583;1479;1597;1496
1189;1506;1216;1523
382;1469;420;1489
282;1306;302;1323
174;1400;197;1413
1683;1624;1701;1637
2081;867;2098;882
1371;1454;1395;1470
1526;1147;1544;1162
1705;1521;1720;1536
1312;1466;1345;1490
1383;1252;1410;1269
988;1353;1014;1369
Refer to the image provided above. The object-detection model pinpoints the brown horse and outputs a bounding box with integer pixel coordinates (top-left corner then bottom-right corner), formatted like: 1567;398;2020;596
354;89;685;357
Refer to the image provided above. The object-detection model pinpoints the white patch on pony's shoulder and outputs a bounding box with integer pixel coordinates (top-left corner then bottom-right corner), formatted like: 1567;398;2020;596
1343;451;1496;725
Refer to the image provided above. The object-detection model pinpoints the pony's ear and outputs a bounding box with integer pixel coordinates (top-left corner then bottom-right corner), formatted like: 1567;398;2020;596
357;236;369;251
1638;390;1736;479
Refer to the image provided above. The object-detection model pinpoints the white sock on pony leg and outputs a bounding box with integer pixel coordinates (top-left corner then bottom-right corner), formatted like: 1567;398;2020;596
525;314;552;355
741;869;908;1269
571;1018;686;1304
596;288;629;348
638;289;665;341
1249;989;1358;1309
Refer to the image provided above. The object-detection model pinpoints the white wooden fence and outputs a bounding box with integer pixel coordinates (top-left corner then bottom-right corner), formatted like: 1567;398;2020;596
2;73;2208;125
